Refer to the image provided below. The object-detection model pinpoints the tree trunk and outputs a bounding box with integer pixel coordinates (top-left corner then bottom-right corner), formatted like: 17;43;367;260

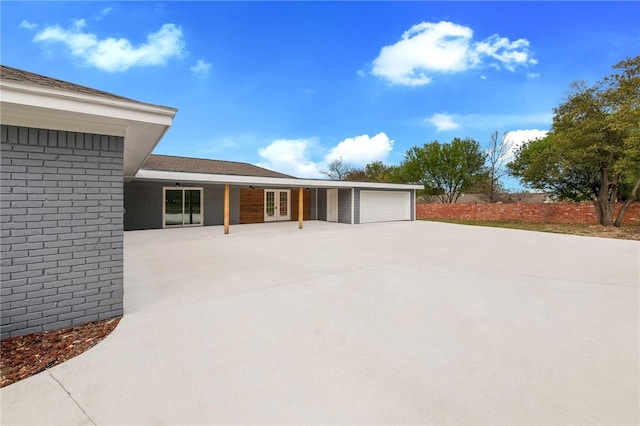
614;175;640;227
593;200;604;225
596;167;614;226
489;171;495;203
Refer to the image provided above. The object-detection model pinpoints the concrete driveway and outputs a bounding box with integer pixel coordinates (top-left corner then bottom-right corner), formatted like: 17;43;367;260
2;221;639;425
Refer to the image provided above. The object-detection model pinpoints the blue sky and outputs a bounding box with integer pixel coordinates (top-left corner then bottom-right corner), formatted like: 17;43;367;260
2;1;639;186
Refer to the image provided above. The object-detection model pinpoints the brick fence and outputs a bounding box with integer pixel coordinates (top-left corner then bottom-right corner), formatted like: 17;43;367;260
416;202;640;225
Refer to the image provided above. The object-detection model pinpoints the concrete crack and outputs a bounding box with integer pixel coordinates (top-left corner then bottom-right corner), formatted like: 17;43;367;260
48;370;97;426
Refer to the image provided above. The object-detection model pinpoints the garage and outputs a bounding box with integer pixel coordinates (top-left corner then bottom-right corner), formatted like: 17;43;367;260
359;190;411;223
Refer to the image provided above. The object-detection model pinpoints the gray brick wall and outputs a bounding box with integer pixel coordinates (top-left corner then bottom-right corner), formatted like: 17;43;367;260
123;180;164;230
338;188;352;224
1;125;124;339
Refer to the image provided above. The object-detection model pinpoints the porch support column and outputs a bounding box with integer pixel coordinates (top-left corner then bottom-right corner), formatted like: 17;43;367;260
224;184;230;234
298;187;304;229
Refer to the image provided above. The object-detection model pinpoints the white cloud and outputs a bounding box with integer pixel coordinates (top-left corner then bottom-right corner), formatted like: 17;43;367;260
95;8;112;21
504;129;548;160
257;132;395;178
190;59;212;78
325;132;393;165
33;22;185;72
371;20;535;86
441;112;551;130
257;139;324;178
427;113;461;131
19;20;37;30
474;35;536;71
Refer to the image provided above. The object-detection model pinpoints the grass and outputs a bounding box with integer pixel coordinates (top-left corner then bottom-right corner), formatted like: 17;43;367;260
421;219;640;241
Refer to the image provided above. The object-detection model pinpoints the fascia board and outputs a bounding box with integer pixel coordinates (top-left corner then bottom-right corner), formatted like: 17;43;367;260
1;81;176;126
132;169;423;190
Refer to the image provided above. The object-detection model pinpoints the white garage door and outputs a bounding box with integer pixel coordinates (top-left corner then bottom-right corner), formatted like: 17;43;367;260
360;190;411;223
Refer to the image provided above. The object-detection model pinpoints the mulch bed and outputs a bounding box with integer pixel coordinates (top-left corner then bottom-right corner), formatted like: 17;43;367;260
1;317;120;388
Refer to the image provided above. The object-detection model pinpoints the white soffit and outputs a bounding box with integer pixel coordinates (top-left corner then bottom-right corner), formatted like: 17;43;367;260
133;169;423;190
0;80;177;176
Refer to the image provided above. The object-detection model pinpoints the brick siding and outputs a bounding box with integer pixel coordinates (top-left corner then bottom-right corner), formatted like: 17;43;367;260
1;125;124;338
416;202;640;225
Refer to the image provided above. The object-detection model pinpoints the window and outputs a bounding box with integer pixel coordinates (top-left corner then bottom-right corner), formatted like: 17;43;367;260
163;187;203;227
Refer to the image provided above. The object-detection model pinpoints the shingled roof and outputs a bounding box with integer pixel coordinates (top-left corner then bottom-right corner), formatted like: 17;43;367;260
0;65;169;108
141;154;295;179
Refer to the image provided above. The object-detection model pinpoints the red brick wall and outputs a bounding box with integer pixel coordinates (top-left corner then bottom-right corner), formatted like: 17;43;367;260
416;202;640;225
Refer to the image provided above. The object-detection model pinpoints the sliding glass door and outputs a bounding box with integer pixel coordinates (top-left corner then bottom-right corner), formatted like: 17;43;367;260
164;187;203;227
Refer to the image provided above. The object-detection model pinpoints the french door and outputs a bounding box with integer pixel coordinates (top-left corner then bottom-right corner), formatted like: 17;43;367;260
164;187;203;227
264;189;290;222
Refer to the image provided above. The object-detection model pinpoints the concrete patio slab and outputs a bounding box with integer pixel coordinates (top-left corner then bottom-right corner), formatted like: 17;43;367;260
2;221;639;425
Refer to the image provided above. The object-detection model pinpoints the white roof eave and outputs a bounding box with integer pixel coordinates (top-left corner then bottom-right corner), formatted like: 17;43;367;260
0;80;177;176
131;169;423;190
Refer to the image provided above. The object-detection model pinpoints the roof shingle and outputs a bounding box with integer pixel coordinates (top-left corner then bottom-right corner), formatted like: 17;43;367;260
142;154;295;179
1;65;170;109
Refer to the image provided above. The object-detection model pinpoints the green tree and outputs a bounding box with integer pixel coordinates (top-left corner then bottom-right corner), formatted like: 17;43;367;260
604;56;640;225
507;56;640;226
403;138;487;203
345;161;404;183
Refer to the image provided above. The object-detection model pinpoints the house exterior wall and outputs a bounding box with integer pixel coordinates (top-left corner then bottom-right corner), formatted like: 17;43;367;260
124;182;414;231
204;185;240;226
317;188;327;221
239;188;264;224
124;181;240;230
1;125;124;339
290;189;314;221
123;181;164;230
411;190;415;221
240;188;315;224
354;189;361;224
310;188;317;220
338;188;352;224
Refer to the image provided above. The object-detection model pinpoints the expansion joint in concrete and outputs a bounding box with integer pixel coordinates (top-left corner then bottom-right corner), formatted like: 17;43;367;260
48;370;97;426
